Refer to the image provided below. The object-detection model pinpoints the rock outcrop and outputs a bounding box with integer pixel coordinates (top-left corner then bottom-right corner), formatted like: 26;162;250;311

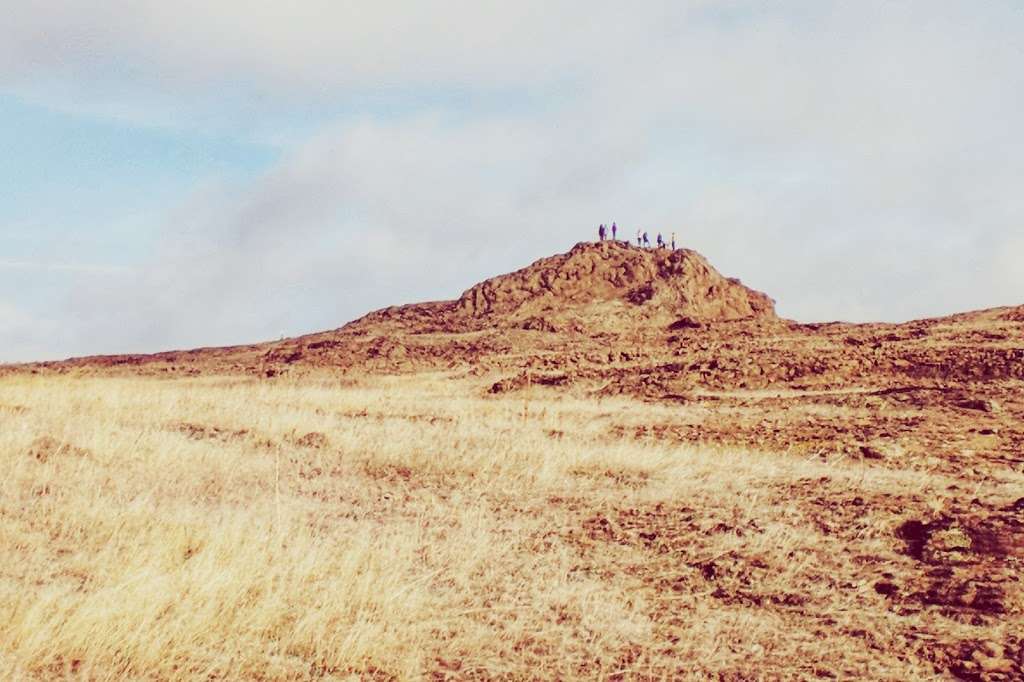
454;241;776;329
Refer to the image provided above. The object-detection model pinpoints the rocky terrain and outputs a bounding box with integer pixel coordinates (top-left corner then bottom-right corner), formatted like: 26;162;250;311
23;242;1024;470
7;240;1023;679
18;242;1024;479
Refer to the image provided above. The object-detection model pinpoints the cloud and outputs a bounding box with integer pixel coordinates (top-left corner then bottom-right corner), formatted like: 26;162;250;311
61;115;577;354
0;1;636;135
0;260;129;275
992;234;1024;300
0;300;61;363
3;1;1023;359
1;2;624;86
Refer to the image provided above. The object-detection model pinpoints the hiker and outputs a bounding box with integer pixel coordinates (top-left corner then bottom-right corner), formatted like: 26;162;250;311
636;228;642;247
642;231;650;248
611;222;618;241
671;232;676;250
657;233;664;249
598;224;606;241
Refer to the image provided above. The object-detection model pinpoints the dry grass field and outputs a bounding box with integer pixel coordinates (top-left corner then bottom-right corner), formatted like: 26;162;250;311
1;372;1022;680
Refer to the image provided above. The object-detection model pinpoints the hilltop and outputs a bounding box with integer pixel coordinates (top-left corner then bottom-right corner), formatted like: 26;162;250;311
337;241;777;336
18;241;1023;394
24;241;781;374
454;241;776;327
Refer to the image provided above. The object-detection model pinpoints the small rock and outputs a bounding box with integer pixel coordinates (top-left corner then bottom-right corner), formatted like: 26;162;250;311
859;445;885;460
874;581;898;597
669;316;703;331
955;399;998;413
294;432;328;449
26;436;61;462
26;436;89;462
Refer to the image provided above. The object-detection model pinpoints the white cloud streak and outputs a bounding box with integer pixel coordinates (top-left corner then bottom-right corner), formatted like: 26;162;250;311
0;260;130;275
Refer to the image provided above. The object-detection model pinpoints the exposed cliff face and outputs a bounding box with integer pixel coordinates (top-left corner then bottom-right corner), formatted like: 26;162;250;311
454;241;776;327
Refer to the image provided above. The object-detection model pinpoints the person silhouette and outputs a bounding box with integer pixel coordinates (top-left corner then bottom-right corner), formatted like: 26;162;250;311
598;224;606;241
657;233;664;248
611;222;618;241
642;231;650;248
636;229;642;247
671;232;676;250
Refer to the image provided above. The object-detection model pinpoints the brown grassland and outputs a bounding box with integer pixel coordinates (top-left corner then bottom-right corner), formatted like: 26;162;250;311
2;372;1021;680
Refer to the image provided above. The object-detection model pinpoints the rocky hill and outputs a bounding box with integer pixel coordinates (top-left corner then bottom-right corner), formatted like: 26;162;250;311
18;242;1023;399
342;241;777;337
453;241;776;330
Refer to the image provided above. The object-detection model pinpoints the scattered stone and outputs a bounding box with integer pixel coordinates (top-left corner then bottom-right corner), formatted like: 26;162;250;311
173;422;252;444
293;432;329;449
859;445;886;460
955;399;999;413
627;284;657;305
874;581;898;597
669;316;703;331
520;316;558;332
25;436;90;463
922;578;1005;614
490;377;521;394
489;372;569;393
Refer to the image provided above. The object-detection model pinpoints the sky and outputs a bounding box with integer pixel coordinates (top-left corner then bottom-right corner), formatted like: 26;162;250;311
2;1;1022;362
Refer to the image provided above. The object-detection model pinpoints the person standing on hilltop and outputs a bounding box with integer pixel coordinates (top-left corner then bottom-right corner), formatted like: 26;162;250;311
657;233;664;249
598;224;606;241
612;222;617;241
636;228;642;247
671;232;676;250
642;231;650;248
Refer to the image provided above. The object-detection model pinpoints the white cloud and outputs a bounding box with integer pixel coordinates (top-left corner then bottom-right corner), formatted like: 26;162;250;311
0;300;60;363
2;1;1023;359
0;260;129;275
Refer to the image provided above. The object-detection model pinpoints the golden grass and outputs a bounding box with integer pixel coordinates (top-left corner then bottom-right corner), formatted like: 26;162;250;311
0;373;1020;679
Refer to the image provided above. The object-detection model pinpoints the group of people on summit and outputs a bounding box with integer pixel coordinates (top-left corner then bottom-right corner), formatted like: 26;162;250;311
597;222;676;250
